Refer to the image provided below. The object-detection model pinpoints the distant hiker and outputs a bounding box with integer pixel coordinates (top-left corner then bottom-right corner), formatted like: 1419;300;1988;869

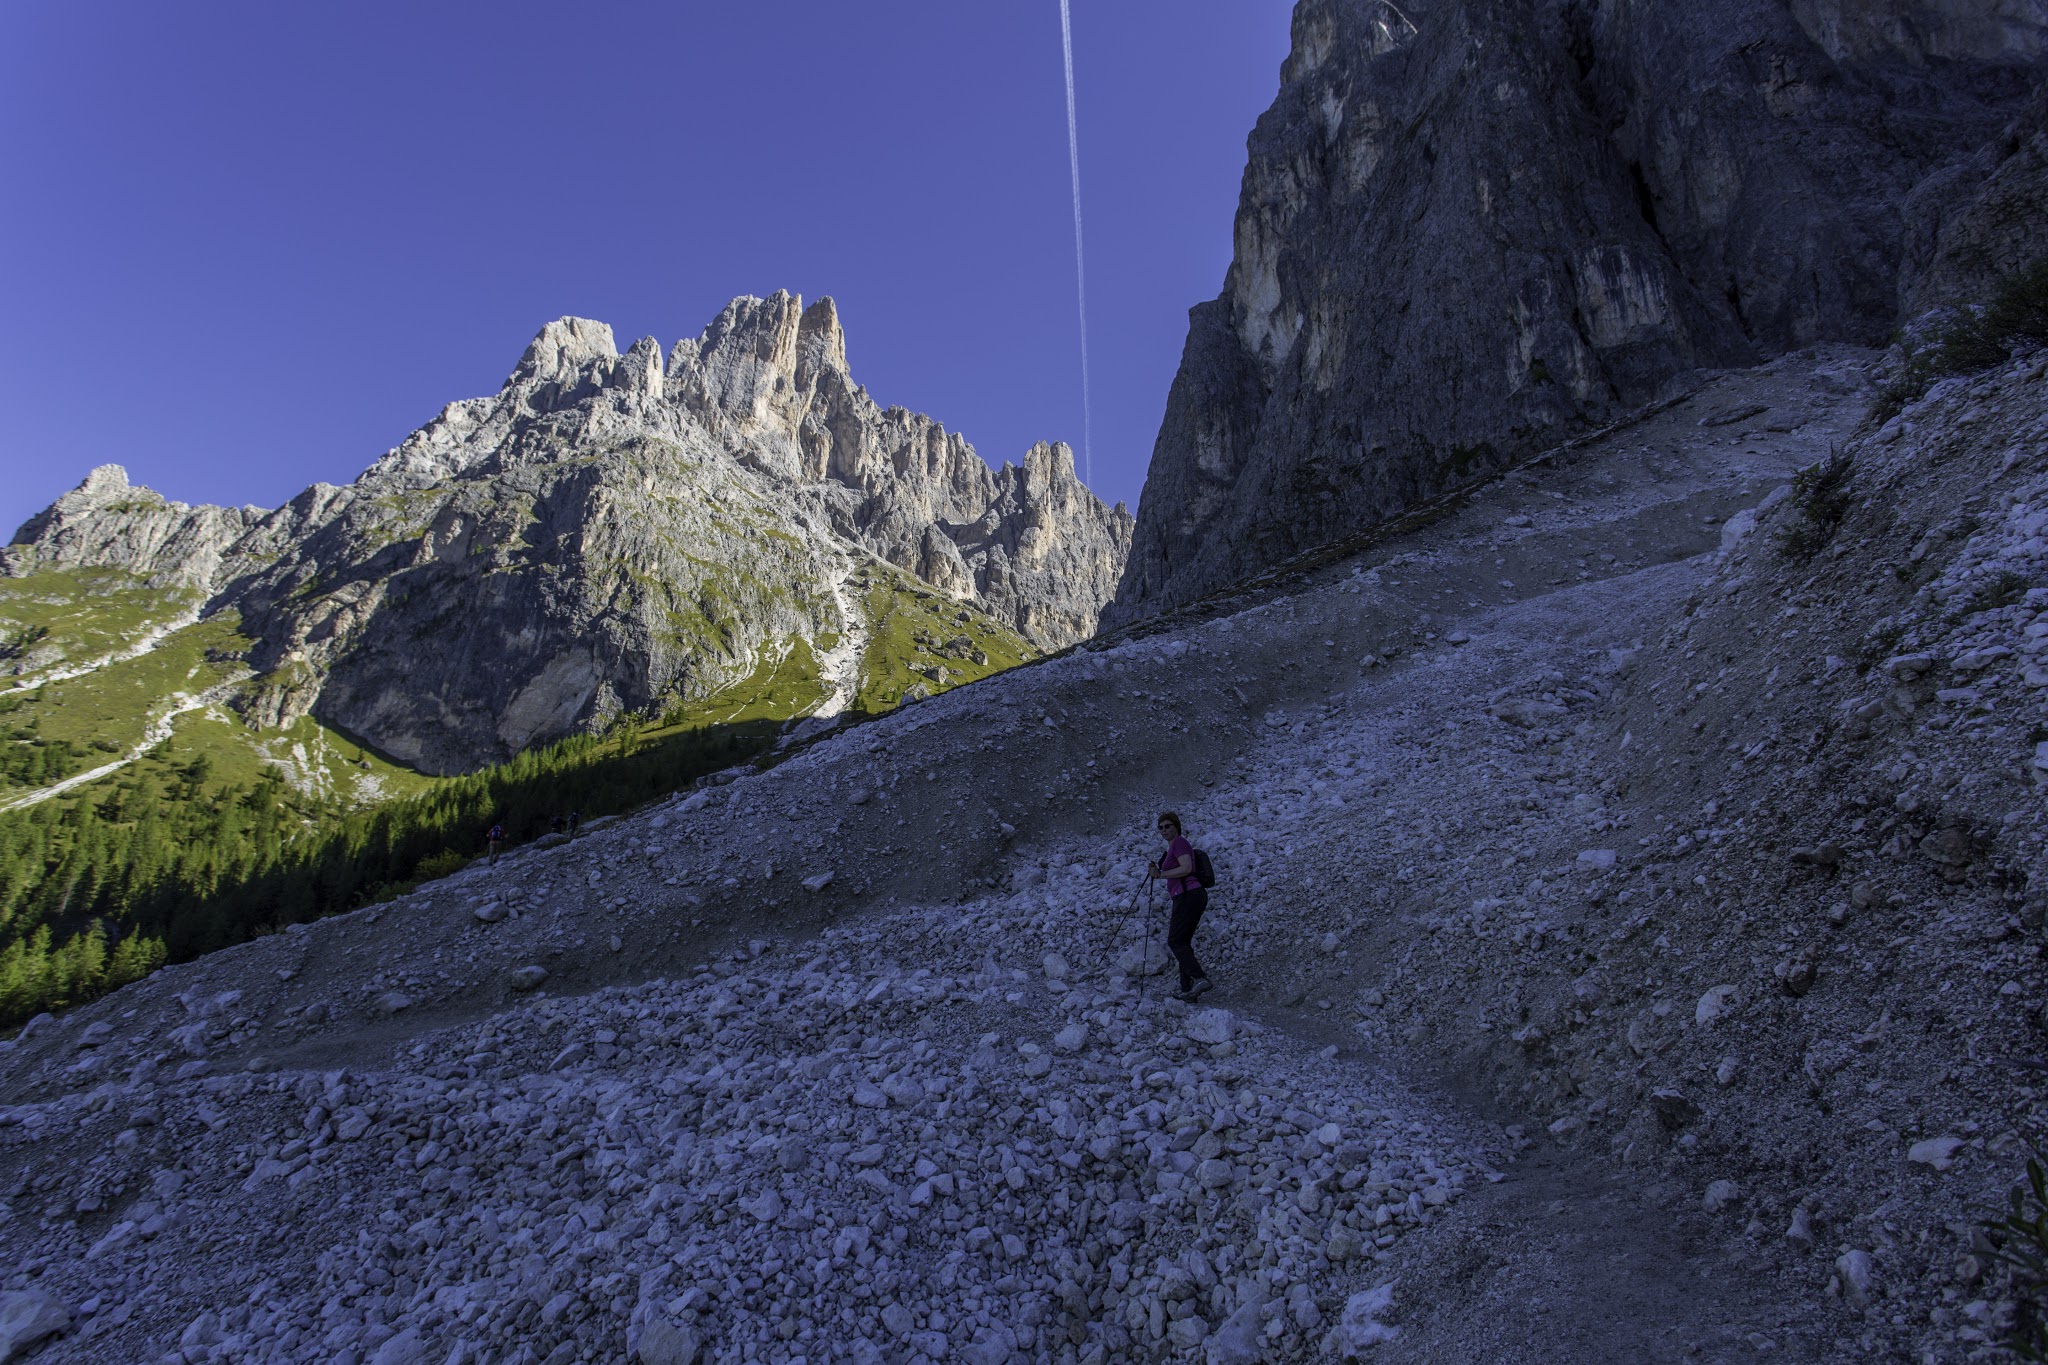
567;809;583;836
486;823;505;864
550;813;564;836
1150;811;1212;1002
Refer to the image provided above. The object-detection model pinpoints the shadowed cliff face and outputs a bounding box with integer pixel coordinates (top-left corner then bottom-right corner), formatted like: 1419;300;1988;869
5;295;1133;774
1106;0;2048;624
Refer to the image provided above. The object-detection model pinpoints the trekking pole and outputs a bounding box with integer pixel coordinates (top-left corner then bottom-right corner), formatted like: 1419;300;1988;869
1106;870;1145;982
1140;874;1157;1000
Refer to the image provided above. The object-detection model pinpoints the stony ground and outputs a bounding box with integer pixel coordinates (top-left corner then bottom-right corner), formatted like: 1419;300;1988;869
2;341;2045;1363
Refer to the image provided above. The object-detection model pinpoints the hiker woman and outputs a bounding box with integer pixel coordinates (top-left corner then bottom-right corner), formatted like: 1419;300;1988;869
1150;811;1212;1002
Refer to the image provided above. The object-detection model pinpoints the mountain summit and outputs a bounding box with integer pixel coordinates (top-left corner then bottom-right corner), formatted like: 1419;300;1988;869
7;293;1133;773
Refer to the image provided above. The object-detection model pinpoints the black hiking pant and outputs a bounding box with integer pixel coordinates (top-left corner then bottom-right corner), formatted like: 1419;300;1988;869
1167;887;1208;992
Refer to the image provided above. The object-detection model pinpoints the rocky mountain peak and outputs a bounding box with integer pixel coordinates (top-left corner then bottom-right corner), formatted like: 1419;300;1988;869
614;334;665;396
74;463;134;501
671;290;844;439
7;294;1131;772
510;316;619;386
1002;441;1125;530
1018;438;1076;486
34;464;172;522
796;294;850;376
8;464;260;593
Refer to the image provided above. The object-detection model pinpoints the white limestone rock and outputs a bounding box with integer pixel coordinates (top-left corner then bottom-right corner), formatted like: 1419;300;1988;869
0;1291;70;1362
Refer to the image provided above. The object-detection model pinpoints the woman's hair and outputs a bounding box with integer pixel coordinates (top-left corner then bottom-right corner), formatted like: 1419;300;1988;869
1157;811;1181;834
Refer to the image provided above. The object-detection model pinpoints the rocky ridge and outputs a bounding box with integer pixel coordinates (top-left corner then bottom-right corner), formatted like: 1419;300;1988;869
1109;0;2048;623
6;294;1132;774
2;333;2043;1360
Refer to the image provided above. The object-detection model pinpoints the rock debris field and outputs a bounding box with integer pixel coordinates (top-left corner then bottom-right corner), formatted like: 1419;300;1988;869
7;900;1477;1364
4;342;2047;1363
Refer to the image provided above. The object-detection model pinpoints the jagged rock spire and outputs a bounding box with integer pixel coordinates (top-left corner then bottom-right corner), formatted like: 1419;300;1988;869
6;295;1132;772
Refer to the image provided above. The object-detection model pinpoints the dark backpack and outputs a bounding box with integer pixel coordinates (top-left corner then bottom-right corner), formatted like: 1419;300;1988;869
1192;848;1217;889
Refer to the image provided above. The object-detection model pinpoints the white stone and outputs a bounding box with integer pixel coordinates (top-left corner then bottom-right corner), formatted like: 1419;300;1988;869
1694;985;1739;1026
636;1318;703;1365
1908;1135;1965;1171
1952;646;2012;672
1333;1281;1401;1354
1836;1249;1874;1306
0;1291;70;1360
1718;507;1758;551
70;1021;114;1052
1116;941;1172;976
881;1077;925;1107
369;1328;426;1365
1209;1296;1266;1364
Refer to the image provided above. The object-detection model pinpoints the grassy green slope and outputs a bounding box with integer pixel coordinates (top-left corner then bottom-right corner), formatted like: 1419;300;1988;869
0;559;1042;1027
664;637;831;730
4;615;248;791
850;563;1036;714
0;567;201;676
2;572;213;794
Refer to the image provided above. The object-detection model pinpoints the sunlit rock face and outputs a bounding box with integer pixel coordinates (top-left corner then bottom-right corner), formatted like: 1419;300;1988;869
6;295;1133;773
1107;0;2048;624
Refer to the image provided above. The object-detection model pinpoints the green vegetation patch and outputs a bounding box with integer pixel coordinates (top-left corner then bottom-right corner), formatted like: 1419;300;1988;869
0;627;836;1028
0;697;789;1029
1982;1151;2048;1359
851;564;1036;714
656;638;830;731
0;567;202;677
153;708;436;813
1775;447;1856;563
0;559;1041;1029
0;615;253;797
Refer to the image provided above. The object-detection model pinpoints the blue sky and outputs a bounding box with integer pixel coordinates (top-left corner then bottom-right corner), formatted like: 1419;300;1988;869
0;2;1294;537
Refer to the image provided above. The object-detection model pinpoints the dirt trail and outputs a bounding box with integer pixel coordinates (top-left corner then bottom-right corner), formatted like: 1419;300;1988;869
7;609;198;692
0;678;242;814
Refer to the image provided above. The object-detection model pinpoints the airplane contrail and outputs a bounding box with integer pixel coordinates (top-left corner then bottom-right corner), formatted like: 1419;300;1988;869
1059;0;1093;486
